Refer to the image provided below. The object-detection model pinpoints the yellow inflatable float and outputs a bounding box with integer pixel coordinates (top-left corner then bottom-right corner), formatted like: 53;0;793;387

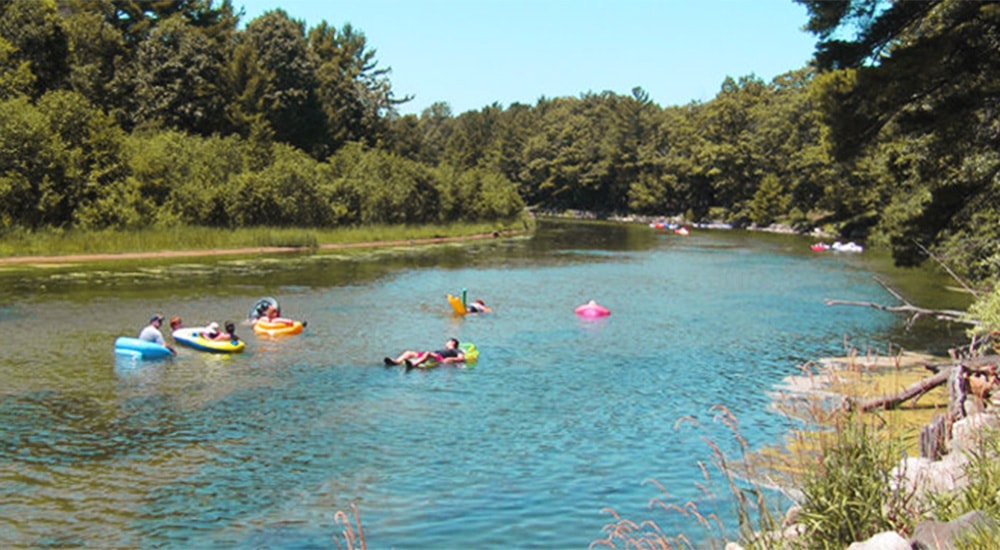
448;289;490;315
447;293;467;315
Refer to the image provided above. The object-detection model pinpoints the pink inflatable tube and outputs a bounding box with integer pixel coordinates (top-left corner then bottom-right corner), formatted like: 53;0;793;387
575;300;610;318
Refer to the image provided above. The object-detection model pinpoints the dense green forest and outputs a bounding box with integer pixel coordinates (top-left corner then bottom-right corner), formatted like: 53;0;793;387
2;0;999;294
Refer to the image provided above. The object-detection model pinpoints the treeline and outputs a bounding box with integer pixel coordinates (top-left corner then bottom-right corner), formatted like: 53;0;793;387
385;75;829;228
2;0;999;289
0;0;524;230
382;0;1000;288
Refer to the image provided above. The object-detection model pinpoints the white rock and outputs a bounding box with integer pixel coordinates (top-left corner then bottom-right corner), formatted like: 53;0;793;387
950;412;1000;453
846;531;910;549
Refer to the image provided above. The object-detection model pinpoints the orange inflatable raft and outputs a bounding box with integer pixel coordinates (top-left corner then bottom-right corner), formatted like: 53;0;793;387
253;319;304;336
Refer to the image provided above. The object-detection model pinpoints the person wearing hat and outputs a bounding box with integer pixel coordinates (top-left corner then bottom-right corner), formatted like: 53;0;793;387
138;314;176;354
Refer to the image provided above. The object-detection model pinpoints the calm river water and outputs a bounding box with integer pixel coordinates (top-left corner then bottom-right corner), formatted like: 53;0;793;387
0;219;968;548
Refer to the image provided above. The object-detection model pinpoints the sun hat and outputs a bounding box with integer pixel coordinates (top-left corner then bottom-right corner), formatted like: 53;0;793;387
207;322;220;331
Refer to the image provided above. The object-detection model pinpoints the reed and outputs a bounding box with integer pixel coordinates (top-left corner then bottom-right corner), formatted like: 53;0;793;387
0;219;531;258
589;406;785;549
334;503;366;550
588;344;956;549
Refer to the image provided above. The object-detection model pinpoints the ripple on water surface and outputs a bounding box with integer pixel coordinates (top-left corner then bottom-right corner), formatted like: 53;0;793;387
0;222;966;548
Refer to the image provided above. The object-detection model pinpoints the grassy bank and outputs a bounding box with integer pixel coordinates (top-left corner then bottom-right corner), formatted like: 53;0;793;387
592;347;1000;548
0;217;533;259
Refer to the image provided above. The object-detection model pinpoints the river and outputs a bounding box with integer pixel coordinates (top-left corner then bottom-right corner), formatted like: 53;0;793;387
0;219;969;548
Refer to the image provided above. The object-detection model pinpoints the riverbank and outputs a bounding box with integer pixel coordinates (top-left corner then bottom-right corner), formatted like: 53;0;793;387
0;229;521;266
536;209;838;238
734;350;1000;549
774;350;950;448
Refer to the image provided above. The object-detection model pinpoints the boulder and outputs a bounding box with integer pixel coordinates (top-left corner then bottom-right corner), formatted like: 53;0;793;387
911;510;995;549
892;453;968;506
950;412;999;453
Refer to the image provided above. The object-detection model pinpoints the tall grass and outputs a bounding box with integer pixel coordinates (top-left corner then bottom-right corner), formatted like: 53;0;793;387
0;218;533;258
791;411;917;548
588;411;917;549
925;424;1000;548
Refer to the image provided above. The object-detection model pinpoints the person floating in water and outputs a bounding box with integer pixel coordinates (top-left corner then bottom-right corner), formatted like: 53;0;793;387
259;304;296;326
384;338;465;369
466;299;491;313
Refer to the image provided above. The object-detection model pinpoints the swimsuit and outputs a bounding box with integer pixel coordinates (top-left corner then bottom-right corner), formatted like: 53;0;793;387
431;348;460;361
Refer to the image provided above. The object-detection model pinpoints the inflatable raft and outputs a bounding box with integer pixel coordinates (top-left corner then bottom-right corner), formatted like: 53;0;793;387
172;328;245;354
412;342;480;369
575;300;611;318
253;319;304;337
114;336;173;359
460;342;479;362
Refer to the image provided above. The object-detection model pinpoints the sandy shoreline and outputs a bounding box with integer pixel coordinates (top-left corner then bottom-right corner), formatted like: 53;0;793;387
0;231;513;266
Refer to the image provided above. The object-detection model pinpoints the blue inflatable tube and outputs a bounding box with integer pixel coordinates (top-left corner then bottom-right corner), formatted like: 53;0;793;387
114;336;172;359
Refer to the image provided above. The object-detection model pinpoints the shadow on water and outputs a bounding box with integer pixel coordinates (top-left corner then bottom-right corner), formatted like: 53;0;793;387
0;219;972;548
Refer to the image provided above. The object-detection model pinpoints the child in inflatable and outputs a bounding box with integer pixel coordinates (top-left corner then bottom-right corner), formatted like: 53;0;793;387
259;305;297;326
202;321;239;341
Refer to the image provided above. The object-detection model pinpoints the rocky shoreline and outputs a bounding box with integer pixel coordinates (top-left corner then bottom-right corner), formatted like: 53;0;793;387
729;352;999;549
538;209;837;238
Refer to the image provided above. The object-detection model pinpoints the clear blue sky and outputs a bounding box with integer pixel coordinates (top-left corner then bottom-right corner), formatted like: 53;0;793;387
233;0;817;116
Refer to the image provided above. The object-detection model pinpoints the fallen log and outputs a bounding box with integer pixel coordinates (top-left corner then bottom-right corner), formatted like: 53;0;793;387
823;298;971;325
851;357;1000;415
853;367;952;412
824;276;973;328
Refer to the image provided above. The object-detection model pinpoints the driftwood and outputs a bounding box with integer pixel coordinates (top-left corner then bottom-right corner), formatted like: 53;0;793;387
853;367;952;412
847;359;1000;459
850;358;1000;413
920;414;950;460
826;274;998;459
824;276;973;329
